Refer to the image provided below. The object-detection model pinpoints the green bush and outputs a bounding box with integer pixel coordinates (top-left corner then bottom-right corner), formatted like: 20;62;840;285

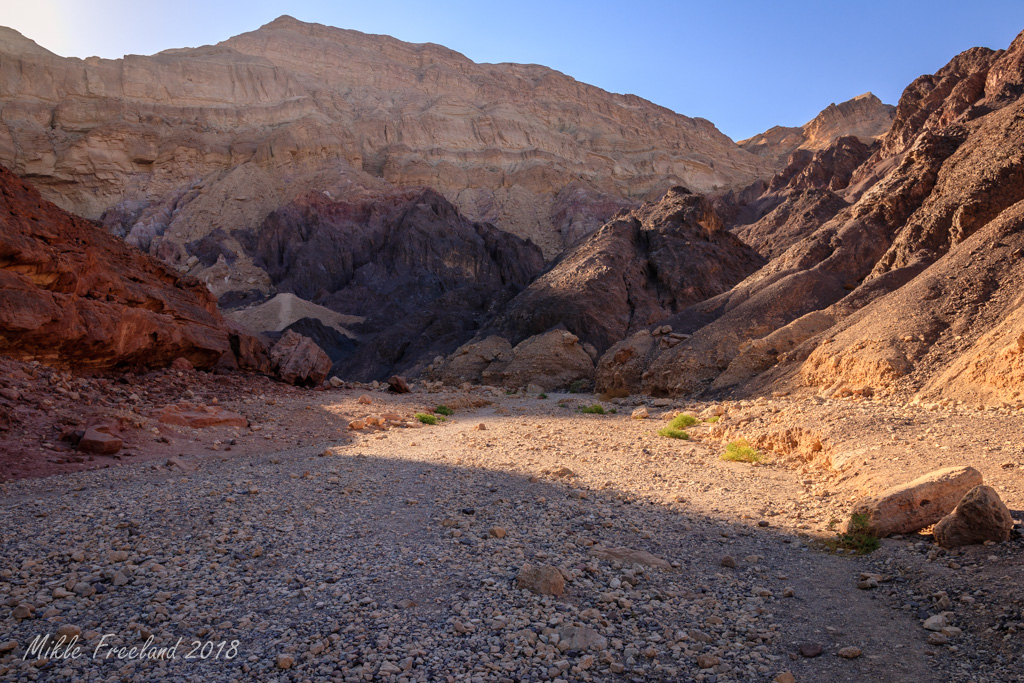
538;393;548;399
568;379;589;394
416;413;444;425
704;415;720;424
825;513;880;554
435;405;454;416
658;427;690;440
668;414;698;429
580;404;605;415
721;439;761;463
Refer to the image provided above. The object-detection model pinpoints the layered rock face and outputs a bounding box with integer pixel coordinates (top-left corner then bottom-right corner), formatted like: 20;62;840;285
0;165;260;370
597;30;1024;405
0;16;773;267
738;93;895;167
238;186;544;381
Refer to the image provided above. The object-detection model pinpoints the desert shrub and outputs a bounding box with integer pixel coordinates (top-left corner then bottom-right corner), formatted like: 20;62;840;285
824;514;880;554
658;427;690;440
668;414;698;429
568;379;589;394
704;416;720;423
435;405;454;416
721;439;761;463
580;404;605;415
538;393;548;399
416;413;444;425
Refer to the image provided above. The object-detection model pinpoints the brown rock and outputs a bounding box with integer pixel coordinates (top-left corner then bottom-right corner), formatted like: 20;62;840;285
269;330;331;386
558;625;607;651
78;425;122;455
170;357;194;372
590;546;671;569
696;654;720;669
387;375;411;394
515;564;565;596
847;466;983;537
933;485;1014;547
157;403;248;429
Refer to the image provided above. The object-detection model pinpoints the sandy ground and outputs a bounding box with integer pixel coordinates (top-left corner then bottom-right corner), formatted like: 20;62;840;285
0;365;1022;681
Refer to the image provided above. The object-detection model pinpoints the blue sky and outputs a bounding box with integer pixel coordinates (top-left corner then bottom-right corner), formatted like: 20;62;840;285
6;1;1024;141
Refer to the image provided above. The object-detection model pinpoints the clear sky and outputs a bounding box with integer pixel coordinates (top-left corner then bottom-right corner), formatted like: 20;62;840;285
5;1;1024;141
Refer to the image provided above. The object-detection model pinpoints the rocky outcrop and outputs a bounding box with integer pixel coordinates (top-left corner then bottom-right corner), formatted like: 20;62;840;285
0;165;260;370
598;31;1024;404
0;16;773;267
484;188;765;356
240;187;543;381
739;93;895;167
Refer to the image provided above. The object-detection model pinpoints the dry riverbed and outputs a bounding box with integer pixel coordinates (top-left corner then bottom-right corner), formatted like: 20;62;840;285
1;378;1022;682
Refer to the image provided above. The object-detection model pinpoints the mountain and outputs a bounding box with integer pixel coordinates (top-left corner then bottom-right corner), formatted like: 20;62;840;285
594;30;1024;407
0;14;773;277
738;93;895;167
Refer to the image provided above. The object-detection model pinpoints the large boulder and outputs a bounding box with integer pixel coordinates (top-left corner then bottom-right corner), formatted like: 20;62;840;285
269;330;331;386
933;485;1014;548
481;330;594;391
846;466;983;537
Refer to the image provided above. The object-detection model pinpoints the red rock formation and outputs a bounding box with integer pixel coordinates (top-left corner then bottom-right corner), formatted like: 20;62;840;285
0;165;262;370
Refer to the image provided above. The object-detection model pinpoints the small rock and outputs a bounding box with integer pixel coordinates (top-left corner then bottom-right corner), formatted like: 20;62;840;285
558;625;607;651
631;406;649;420
12;603;33;620
783;587;795;598
927;632;949;645
78;426;122;455
357;395;373;405
923;615;947;631
474;423;486;431
773;673;796;683
0;641;17;653
590;545;671;569
56;625;81;639
720;555;737;568
395;599;417;609
387;375;411;393
348;420;366;430
328;376;343;387
799;643;822;658
516;564;565;596
489;526;507;539
527;383;545;394
696;654;720;669
838;646;862;659
276;654;294;669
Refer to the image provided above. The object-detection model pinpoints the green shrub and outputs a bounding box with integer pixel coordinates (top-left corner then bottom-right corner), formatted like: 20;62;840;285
416;413;444;425
658;427;690;440
580;404;605;415
668;414;698;429
435;405;454;416
721;439;762;463
538;393;548;399
824;513;880;554
704;415;720;423
568;379;589;394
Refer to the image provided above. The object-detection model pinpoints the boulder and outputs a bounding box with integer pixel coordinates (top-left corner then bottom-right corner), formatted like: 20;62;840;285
387;375;411;394
157;403;248;429
847;466;983;537
269;330;331;386
515;564;565;596
933;485;1014;548
78;425;122;455
481;330;594;390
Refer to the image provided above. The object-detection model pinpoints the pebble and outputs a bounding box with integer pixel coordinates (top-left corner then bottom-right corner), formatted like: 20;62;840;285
838;646;862;659
799;643;822;658
720;555;737;568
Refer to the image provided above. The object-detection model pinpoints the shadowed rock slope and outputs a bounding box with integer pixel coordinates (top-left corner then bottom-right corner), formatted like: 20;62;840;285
597;30;1024;406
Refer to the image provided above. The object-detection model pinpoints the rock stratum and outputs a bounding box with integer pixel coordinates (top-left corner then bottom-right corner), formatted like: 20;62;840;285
0;14;773;267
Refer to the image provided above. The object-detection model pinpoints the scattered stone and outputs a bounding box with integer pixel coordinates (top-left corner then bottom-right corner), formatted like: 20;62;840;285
516;564;565;596
696;654;720;669
276;654;295;669
720;555;737;568
387;375;411;393
78;425;122;455
631;406;649;420
590;545;671;569
799;643;822;658
56;624;81;639
12;603;33;620
847;466;983;537
395;599;417;609
927;632;949;645
329;376;344;387
489;526;507;538
527;383;545;394
348;420;366;430
474;423;486;430
838;646;862;659
558;625;607;651
357;394;373;404
933;485;1014;547
773;673;796;683
923;615;947;631
157;403;248;428
270;330;332;386
166;456;196;472
783;586;795;598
